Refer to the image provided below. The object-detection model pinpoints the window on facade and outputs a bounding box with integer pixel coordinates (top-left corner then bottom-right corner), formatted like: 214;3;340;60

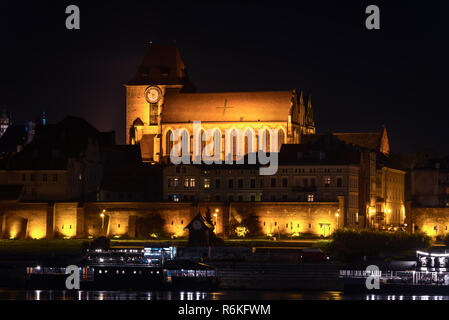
184;178;189;188
215;179;221;189
228;179;234;189
307;194;314;202
22;173;26;182
52;174;57;182
189;178;195;187
337;177;342;187
204;178;210;189
324;177;331;187
303;178;308;187
182;167;186;173
238;179;243;189
250;179;256;188
271;178;276;187
251;195;255;201
310;178;316;187
173;178;179;187
282;178;288;187
176;166;180;174
30;173;36;182
238;195;243;201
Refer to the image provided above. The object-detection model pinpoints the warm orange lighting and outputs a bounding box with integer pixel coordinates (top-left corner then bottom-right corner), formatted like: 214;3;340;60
29;227;45;240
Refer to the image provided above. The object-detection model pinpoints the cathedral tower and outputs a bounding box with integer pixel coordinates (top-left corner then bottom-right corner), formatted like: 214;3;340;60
125;44;194;162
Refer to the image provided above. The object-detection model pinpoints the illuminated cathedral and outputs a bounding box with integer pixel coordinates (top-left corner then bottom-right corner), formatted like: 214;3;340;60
125;44;315;163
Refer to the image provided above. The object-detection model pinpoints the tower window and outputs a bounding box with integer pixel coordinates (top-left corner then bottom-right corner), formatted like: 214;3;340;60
159;67;170;78
337;177;342;187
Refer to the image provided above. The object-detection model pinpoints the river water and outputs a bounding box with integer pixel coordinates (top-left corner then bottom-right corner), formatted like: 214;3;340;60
0;289;448;300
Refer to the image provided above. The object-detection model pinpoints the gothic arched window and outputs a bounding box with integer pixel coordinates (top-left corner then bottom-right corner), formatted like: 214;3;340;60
278;129;285;152
166;130;174;156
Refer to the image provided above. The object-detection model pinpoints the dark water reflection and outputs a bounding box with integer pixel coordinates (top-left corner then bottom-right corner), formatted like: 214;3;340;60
0;289;448;300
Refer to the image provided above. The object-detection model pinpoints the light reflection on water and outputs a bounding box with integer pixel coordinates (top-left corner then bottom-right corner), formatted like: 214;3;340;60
0;289;448;300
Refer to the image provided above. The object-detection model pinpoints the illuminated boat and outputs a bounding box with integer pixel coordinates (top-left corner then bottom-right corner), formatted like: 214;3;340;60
340;251;449;294
26;246;218;290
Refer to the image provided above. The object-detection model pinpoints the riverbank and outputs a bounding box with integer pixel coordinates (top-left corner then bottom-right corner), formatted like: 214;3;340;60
0;238;322;253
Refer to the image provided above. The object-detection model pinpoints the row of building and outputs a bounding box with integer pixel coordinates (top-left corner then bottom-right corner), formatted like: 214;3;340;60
0;44;447;239
0;114;407;231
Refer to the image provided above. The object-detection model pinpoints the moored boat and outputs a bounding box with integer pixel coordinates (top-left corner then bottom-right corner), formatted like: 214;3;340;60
26;246;218;290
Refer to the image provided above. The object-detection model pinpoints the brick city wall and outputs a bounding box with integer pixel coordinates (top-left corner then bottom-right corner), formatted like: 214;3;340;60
0;199;343;239
405;205;449;237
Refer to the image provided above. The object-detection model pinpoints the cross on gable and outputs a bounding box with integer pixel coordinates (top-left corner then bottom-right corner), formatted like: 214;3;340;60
216;99;234;115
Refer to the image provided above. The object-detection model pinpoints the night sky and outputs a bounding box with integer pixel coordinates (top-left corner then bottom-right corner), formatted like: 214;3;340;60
1;1;448;155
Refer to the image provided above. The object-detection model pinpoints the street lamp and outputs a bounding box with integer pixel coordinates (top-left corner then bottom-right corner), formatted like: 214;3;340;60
100;209;106;229
214;208;219;232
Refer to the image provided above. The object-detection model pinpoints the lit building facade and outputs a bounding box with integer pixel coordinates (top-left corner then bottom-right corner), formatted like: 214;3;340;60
374;167;406;228
125;45;315;163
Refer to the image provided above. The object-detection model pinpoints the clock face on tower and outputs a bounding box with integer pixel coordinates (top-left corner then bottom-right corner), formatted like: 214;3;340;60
192;220;202;231
145;86;162;103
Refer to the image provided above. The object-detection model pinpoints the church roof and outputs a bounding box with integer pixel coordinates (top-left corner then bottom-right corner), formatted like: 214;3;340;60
161;90;293;123
185;212;214;230
332;132;382;151
302;126;389;155
126;45;190;86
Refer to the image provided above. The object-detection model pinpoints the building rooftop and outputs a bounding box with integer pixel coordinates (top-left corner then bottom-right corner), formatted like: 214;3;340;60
161;90;294;123
126;44;193;87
